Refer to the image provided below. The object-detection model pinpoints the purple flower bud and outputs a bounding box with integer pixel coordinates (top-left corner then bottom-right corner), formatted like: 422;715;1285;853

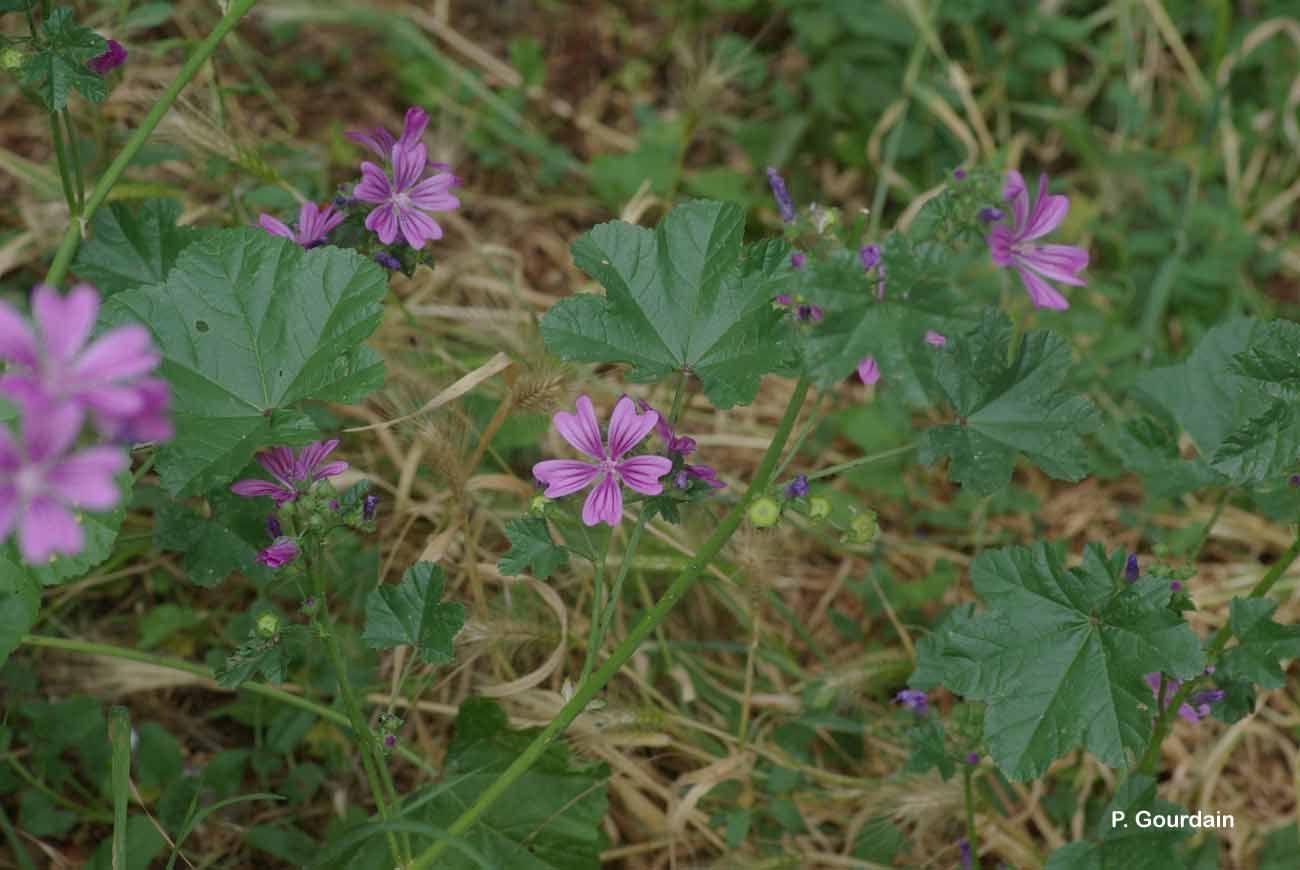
790;251;806;269
374;251;402;270
1124;554;1139;582
363;493;379;520
1170;580;1183;593
256;537;300;569
1204;665;1215;675
266;514;282;539
959;838;972;869
88;40;127;76
795;304;822;323
1290;474;1300;486
953;168;967;180
924;330;947;347
978;206;1004;224
894;689;928;715
330;499;340;511
674;469;690;490
685;464;725;490
784;475;809;499
774;293;793;306
965;752;980;765
766;167;796;224
1192;689;1224;705
383;734;397;748
859;244;881;270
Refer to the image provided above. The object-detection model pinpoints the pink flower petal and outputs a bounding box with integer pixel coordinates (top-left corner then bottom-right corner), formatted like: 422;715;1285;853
312;460;348;480
606;396;658;460
533;459;599;498
346;127;396;159
396;208;442;249
46;446;127;510
582;472;623;526
80;384;146;418
616;455;672;496
391;142;428;192
987;225;1015;268
19;496;83;563
553;395;605;459
1019;244;1089;286
1003;171;1029;233
1014;264;1070;310
34;284;98;363
857;356;881;385
1020;173;1069;240
295;439;339;478
400;107;429;147
72;325;159;383
23;403;82;464
0;302;38;368
407;174;460;211
354;163;393;203
257;446;299;485
230;479;296;503
365;203;400;245
924;330;947;347
259;214;295;240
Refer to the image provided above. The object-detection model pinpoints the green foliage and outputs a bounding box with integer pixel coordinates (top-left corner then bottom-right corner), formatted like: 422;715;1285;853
20;8;107;111
1217;597;1300;690
151;489;271;588
1137;319;1300;486
73;199;201;296
497;516;568;580
917;542;1203;780
540;200;791;409
1044;775;1191;869
215;624;306;688
920;310;1100;495
362;562;465;666
903;718;954;780
100;229;387;495
0;560;39;668
417;698;609;869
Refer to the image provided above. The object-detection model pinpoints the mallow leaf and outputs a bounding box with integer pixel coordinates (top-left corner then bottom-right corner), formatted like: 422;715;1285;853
1217;597;1300;690
920;310;1100;495
362;562;465;666
100;229;387;495
498;516;568;580
417;698;609;870
1137;318;1300;485
540;200;790;409
20;8;107;111
934;542;1203;780
1044;775;1191;870
215;626;306;688
150;490;271;588
0;559;40;668
903;718;955;780
1232;318;1300;387
74;199;202;296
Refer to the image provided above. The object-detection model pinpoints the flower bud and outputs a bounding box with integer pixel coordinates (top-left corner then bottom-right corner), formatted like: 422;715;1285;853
843;510;878;544
0;48;25;71
747;496;780;528
530;494;550;514
808;496;831;521
255;612;280;638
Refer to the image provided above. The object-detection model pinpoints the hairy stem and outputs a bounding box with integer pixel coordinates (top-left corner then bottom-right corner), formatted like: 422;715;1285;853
43;0;261;286
1137;528;1300;774
408;376;810;870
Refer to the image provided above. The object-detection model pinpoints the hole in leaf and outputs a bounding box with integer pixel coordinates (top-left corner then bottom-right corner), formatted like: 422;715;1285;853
195;320;210;333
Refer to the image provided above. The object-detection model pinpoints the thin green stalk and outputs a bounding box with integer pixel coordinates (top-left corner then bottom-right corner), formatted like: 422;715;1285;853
48;114;78;216
962;764;979;864
409;377;811;870
1137;528;1300;774
1187;488;1231;561
4;755;111;823
577;546;609;685
595;510;650;646
62;111;86;212
44;0;261;286
803;443;917;482
109;706;132;870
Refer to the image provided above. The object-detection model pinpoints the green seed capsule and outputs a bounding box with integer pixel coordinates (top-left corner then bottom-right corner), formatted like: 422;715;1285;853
843;510;879;544
747;496;781;528
808;496;831;521
0;49;24;71
255;612;280;638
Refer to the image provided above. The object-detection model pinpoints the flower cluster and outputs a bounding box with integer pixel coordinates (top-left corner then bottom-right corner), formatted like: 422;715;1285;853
1143;672;1223;724
0;284;169;562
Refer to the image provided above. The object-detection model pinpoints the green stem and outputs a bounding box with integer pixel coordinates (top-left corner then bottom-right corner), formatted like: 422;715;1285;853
962;764;979;863
802;443;917;482
1137;528;1300;774
62;110;86;213
43;0;261;286
48;111;77;217
577;544;609;686
595;510;650;649
408;376;810;870
109;706;132;870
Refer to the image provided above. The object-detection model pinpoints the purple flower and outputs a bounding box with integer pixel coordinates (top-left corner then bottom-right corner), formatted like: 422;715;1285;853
784;475;809;499
1125;554;1139;582
383;734;397;749
857;356;881;386
795;304;822;323
987;171;1088;310
978;206;1004;224
681;464;725;490
96;376;173;444
258;201;345;249
231;439;349;505
0;284;164;435
266;514;282;538
965;752;980;765
532;396;673;527
1144;672;1204;724
88;39;127;76
859;244;881;270
774;293;793;306
959;838;972;869
953;168;967;180
766;167;796;223
363;493;379;520
347;107;429;159
790;252;806;269
256;537;300;569
924;330;947;347
1192;689;1224;705
636;399;697;456
1170;580;1183;593
894;689;928;715
0;404;126;563
374;251;402;270
355;143;460;250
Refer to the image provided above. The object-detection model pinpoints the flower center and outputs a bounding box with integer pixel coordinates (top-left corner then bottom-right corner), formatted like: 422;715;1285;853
598;458;619;477
394;191;413;209
14;465;44;500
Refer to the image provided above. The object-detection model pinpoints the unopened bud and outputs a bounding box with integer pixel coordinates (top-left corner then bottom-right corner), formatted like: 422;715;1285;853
255;612;280;638
808;496;831;521
0;48;24;71
747;496;780;528
843;510;879;544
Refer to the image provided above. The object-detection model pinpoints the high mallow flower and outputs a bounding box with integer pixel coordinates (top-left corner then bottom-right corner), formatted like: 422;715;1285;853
347;107;430;160
88;39;127;76
532;396;672;526
987;171;1088;310
354;142;460;250
0;284;163;433
857;356;881;386
257;537;300;569
259;201;345;249
637;399;725;491
0;405;126;563
231;439;348;505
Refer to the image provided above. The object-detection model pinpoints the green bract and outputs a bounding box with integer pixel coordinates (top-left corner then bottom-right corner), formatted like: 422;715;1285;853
362;562;465;666
920;310;1100;495
99;229;387;495
540;200;790;409
916;542;1203;780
